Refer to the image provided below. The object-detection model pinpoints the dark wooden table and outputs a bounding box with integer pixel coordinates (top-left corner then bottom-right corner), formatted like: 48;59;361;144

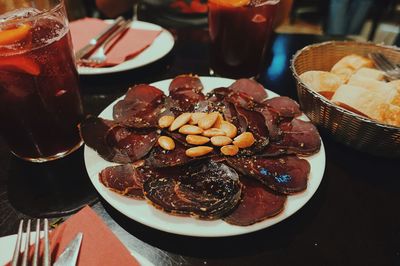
1;28;399;266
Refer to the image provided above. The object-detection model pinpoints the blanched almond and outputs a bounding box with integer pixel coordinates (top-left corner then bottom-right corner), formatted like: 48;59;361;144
203;128;226;137
189;112;207;125
186;135;210;145
158;115;175;128
212;113;224;128
219;121;237;138
185;146;213;157
198;112;219;129
221;145;239;156
169;113;192;131
233;132;255;148
211;136;232;146
158;136;175;150
179;125;203;135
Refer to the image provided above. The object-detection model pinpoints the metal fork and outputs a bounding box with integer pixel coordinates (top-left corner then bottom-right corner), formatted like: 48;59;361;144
369;52;400;80
11;219;50;266
78;19;132;67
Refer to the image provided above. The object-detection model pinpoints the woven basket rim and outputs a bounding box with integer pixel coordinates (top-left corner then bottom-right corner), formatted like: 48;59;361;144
290;40;400;131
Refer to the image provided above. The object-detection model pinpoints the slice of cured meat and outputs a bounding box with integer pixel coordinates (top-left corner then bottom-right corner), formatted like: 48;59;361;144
235;106;269;153
106;126;158;163
267;119;321;156
170;87;206;112
113;100;163;128
80;116;158;163
263;96;301;120
143;162;242;220
99;161;147;199
222;101;247;134
169;75;204;93
113;84;165;128
229;79;268;103
146;140;214;168
255;106;281;141
223;176;286;226
124;84;165;105
206;87;230;103
226;156;310;194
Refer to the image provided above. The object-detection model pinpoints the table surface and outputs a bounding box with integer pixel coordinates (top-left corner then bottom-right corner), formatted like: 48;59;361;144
1;25;400;266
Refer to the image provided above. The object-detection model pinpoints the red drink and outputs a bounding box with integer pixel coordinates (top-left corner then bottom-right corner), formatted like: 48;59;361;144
208;0;280;78
0;5;83;162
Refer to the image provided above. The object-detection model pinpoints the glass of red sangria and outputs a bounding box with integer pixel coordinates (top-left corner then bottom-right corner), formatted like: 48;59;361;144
208;0;280;79
0;0;83;162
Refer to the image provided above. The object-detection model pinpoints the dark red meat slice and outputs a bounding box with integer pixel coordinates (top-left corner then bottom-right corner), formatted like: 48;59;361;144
222;101;247;134
268;119;321;156
226;156;310;194
264;96;301;120
256;106;281;141
235;106;269;153
113;84;165;128
226;91;256;109
80;116;157;163
124;84;165;105
229;79;268;103
170;87;206;112
224;177;286;226
143;162;242;220
146;140;214;168
99;162;147;199
206;87;230;103
106;126;158;163
113;99;163;128
169;75;204;93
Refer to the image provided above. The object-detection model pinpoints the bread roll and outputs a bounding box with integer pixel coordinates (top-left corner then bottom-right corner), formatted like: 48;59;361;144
354;67;385;80
379;104;400;127
388;80;400;106
331;54;374;82
347;74;394;96
299;71;343;93
331;84;388;120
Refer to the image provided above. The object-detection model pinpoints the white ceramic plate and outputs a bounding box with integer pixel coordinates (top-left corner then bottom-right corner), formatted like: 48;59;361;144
77;21;174;75
0;233;153;266
83;77;326;237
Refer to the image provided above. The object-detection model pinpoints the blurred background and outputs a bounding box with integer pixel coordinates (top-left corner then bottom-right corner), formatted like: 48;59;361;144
1;0;399;45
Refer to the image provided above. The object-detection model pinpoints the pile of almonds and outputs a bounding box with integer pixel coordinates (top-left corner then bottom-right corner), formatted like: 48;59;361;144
157;112;255;157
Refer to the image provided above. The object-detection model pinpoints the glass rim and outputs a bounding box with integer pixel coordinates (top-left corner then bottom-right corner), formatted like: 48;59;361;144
0;0;65;26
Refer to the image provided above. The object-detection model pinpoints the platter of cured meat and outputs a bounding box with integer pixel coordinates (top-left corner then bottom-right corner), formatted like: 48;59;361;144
82;76;325;237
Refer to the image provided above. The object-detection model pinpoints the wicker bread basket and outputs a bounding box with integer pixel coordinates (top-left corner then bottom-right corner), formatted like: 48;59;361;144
291;41;400;158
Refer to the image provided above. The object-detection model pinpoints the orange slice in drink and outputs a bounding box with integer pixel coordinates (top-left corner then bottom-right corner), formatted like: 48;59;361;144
0;23;32;45
0;56;40;76
209;0;250;7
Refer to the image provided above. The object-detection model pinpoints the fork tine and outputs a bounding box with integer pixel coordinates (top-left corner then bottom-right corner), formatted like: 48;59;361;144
376;53;397;69
32;219;40;266
43;219;50;266
21;219;31;266
11;220;24;266
369;53;388;71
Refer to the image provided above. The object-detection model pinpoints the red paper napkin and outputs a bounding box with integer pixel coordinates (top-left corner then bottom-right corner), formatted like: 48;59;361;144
8;206;140;266
70;17;162;67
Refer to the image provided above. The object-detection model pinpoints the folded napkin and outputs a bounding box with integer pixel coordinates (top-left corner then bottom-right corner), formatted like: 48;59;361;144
8;206;140;266
70;17;162;67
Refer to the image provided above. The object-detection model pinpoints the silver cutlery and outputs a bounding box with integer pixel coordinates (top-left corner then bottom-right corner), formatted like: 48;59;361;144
75;16;125;60
53;233;83;266
12;219;50;266
79;19;132;67
11;219;83;266
369;52;400;80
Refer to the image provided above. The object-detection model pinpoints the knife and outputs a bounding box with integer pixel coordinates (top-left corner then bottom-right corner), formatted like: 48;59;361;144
75;16;124;60
53;232;83;266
